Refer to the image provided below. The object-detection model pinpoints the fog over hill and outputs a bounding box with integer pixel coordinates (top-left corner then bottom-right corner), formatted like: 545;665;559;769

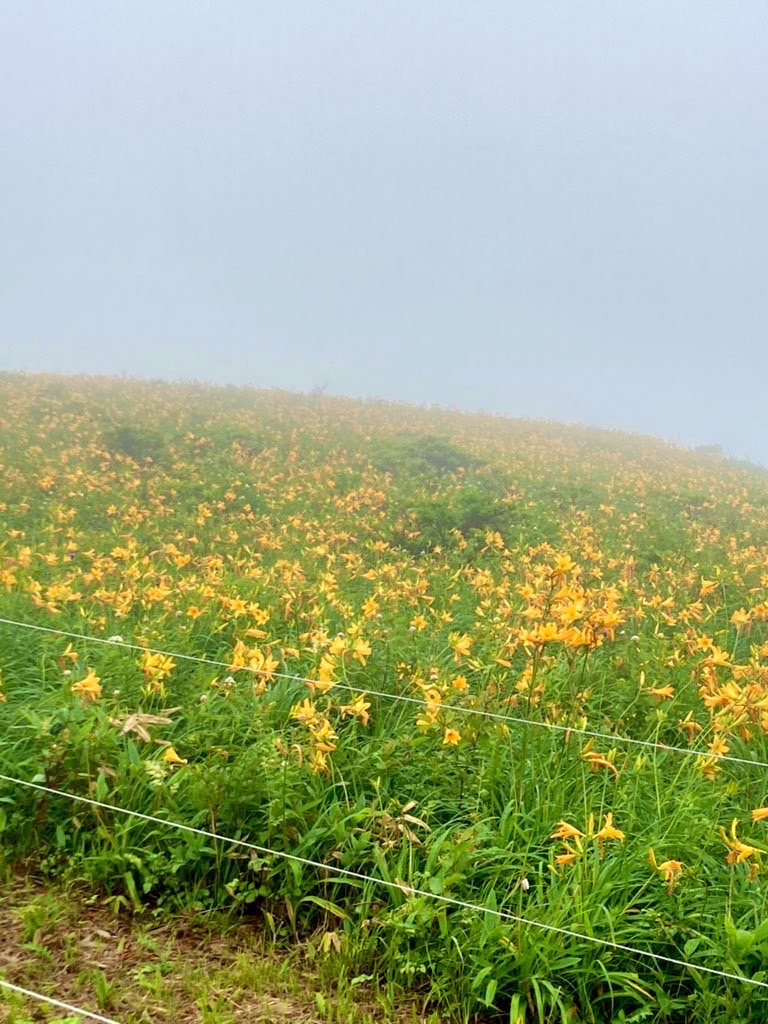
1;2;766;466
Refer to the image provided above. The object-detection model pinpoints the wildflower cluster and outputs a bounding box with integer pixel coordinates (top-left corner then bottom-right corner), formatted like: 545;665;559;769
3;372;768;1022
549;813;625;870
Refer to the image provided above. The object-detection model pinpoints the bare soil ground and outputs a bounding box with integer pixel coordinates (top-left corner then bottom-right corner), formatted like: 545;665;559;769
0;876;406;1024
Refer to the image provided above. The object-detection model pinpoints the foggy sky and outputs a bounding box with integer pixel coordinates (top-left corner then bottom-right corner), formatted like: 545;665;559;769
1;2;766;466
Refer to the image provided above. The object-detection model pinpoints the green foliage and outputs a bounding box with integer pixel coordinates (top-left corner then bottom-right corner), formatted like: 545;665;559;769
3;372;768;1022
394;485;510;553
372;433;481;478
101;424;168;463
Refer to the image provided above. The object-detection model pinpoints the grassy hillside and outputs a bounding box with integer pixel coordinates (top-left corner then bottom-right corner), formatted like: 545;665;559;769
2;371;768;1023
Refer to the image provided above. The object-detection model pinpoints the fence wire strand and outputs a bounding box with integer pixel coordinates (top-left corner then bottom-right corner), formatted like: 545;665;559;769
0;977;121;1024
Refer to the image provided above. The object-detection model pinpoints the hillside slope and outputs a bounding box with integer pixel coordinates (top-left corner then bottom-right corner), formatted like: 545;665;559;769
2;372;768;1023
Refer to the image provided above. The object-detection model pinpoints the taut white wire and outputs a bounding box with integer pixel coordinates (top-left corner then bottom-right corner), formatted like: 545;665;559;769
2;771;767;991
0;977;121;1023
1;616;766;770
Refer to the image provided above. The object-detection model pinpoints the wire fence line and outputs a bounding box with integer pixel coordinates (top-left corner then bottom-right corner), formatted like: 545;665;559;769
1;771;767;992
1;616;767;771
0;977;121;1024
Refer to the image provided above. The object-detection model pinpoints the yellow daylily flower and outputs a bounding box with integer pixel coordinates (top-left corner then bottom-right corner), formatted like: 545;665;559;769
649;849;684;893
71;669;102;701
550;820;585;842
594;813;625;844
161;746;188;766
720;818;760;867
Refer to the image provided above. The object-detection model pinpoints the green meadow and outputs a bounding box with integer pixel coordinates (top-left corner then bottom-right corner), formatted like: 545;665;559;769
2;371;768;1023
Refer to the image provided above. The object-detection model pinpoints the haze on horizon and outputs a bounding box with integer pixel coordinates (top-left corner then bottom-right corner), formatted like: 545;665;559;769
1;2;766;466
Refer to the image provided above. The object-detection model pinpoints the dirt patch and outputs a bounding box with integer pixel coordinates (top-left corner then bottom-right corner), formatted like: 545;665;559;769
0;877;325;1023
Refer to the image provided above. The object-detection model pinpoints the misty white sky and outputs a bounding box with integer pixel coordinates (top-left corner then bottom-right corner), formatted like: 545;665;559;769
1;2;766;465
